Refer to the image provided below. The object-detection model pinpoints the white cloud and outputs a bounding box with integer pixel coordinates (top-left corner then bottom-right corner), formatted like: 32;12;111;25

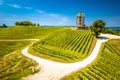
35;11;69;25
49;13;68;24
0;9;72;26
36;9;43;14
0;0;3;5
61;17;67;22
25;7;32;9
49;13;59;19
58;17;68;25
35;11;68;25
9;4;21;8
58;21;63;24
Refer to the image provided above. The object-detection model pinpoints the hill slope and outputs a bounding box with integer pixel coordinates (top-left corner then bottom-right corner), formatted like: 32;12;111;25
0;41;38;80
61;39;120;80
0;26;67;39
30;29;95;62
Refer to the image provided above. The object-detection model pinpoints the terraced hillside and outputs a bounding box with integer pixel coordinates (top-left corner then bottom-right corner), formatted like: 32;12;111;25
30;30;95;62
0;41;38;80
62;39;120;80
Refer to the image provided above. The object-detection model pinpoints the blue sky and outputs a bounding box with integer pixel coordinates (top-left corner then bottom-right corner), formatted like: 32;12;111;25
0;0;120;27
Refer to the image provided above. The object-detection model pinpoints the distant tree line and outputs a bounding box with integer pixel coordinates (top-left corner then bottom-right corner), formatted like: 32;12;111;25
0;24;7;28
15;21;40;26
102;28;120;35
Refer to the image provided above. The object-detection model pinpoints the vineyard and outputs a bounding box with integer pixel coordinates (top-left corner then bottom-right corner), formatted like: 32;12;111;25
31;29;95;62
62;39;120;80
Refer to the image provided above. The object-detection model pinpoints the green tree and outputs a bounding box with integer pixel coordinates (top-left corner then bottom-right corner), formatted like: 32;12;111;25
15;21;20;25
90;20;106;37
22;21;32;26
37;24;40;26
3;24;7;28
32;23;36;26
0;24;7;28
15;21;35;26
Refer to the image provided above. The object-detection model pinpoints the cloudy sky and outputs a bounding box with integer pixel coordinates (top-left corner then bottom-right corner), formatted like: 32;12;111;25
0;0;120;27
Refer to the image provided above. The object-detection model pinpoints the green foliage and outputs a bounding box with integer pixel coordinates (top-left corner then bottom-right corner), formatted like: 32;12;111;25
90;20;106;37
15;21;36;26
0;26;67;39
61;39;120;80
0;24;7;28
31;30;94;62
0;41;38;80
37;24;40;26
102;28;120;36
3;24;7;28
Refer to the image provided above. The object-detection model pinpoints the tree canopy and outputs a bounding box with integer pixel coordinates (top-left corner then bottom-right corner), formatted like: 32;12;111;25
0;24;7;28
15;21;37;26
90;20;106;37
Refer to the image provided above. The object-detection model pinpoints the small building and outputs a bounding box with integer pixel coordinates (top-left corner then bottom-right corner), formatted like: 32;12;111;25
76;12;88;29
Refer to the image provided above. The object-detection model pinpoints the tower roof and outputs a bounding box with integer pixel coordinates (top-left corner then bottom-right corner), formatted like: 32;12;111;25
77;12;84;17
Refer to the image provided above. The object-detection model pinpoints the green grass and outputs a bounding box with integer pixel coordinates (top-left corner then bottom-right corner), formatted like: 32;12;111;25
61;39;120;80
0;41;29;58
0;26;68;39
0;41;39;80
30;29;95;62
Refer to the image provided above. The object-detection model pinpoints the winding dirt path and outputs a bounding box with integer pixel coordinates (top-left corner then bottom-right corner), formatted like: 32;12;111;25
21;34;120;80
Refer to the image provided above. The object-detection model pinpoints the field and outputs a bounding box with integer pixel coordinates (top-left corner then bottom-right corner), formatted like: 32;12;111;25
0;26;120;79
0;41;39;80
0;26;67;39
30;29;95;62
61;39;120;80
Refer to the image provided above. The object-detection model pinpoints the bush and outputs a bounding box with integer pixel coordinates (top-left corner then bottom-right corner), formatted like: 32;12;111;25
15;21;36;26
